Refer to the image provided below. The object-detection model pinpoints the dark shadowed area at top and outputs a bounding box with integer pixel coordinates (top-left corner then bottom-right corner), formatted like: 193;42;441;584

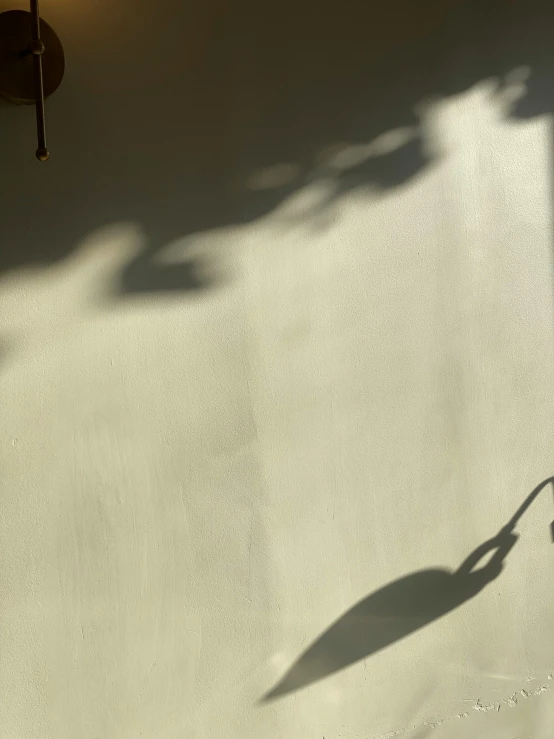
263;478;554;700
0;0;553;294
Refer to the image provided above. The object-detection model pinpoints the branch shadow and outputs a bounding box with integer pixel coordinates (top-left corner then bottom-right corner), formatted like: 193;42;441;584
1;0;554;295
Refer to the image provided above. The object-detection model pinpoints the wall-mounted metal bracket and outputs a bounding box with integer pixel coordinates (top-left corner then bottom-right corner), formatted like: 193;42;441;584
0;1;65;161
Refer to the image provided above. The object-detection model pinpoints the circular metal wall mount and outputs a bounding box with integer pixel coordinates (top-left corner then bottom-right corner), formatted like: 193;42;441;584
0;4;65;161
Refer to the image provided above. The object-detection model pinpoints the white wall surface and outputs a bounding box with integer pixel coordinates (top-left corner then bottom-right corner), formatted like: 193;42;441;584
1;1;554;737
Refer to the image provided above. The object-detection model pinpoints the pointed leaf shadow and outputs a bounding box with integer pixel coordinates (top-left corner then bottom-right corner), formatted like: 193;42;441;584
263;477;554;701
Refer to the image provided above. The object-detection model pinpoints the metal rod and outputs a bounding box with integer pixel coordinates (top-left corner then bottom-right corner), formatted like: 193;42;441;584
30;0;49;161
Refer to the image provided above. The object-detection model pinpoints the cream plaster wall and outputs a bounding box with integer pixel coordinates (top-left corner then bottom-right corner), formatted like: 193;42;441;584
1;1;554;737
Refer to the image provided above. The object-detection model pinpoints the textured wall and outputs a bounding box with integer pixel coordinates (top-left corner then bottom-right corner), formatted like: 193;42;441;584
1;1;554;737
